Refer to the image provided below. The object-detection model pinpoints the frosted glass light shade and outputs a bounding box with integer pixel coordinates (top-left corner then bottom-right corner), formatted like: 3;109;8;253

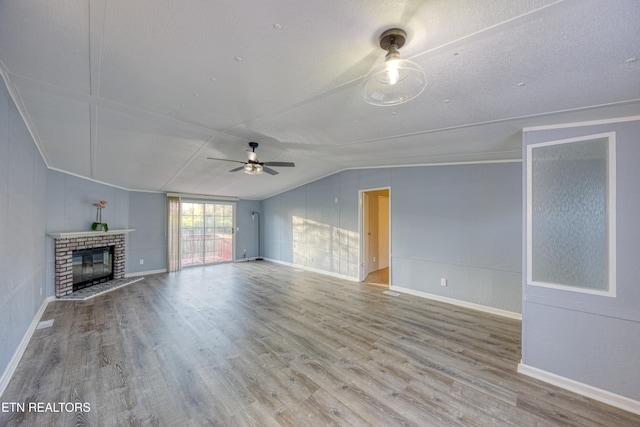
361;58;427;106
243;163;263;175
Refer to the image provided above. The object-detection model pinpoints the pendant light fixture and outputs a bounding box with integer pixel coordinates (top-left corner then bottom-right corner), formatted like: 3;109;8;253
360;28;427;106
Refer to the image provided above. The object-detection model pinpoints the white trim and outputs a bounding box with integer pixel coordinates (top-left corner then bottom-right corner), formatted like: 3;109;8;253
260;159;521;200
348;159;522;171
359;187;392;283
166;192;239;201
0;296;55;398
127;269;166;277
526;132;616;297
359;191;363;281
49;167;135;191
47;229;135;239
389;285;522;320
263;258;359;282
517;363;640;416
0;67;52;170
523;115;640;132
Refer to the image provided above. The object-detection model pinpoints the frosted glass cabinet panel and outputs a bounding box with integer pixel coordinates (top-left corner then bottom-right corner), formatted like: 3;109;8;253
527;133;615;296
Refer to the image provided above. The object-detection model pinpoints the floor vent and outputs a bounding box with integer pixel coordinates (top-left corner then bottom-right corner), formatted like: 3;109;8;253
383;290;400;297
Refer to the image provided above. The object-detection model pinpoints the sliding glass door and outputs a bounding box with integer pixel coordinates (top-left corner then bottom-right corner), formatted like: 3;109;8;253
180;201;234;266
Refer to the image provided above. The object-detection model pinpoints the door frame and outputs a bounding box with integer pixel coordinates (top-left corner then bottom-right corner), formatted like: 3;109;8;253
180;199;237;266
359;187;391;284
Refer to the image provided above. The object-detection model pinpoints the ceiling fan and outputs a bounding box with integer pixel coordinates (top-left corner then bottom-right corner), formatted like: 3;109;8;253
207;142;295;175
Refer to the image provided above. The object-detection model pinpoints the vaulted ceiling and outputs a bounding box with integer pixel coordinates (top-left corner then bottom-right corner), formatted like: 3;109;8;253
0;0;638;199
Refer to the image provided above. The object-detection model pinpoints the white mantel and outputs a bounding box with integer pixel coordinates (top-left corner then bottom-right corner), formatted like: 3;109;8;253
48;229;135;239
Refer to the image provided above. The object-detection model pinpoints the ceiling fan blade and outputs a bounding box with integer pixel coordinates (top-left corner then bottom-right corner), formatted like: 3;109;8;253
263;167;279;175
263;161;295;167
207;157;245;164
229;166;245;172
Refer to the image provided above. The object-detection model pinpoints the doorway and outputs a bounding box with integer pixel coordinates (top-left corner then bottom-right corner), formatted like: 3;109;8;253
360;188;390;286
180;201;235;266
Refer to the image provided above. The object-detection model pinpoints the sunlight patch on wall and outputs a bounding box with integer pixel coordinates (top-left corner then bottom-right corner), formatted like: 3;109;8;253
293;216;359;277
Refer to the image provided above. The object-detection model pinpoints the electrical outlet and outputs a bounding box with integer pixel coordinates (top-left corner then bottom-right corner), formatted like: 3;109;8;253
441;278;447;287
40;287;42;296
139;259;144;265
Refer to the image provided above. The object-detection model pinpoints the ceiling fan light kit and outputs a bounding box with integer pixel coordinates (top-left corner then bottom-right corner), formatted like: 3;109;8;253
207;142;295;176
243;163;263;175
361;28;427;106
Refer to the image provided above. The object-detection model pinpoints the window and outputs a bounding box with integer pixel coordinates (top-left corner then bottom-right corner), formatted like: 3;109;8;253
527;132;616;296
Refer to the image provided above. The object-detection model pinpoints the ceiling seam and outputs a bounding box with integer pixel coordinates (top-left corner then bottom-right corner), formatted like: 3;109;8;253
88;0;108;179
220;1;571;135
329;99;640;148
6;73;242;141
160;138;215;192
89;104;97;180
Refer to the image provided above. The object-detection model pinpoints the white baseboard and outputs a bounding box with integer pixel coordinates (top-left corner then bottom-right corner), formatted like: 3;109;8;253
389;285;522;320
0;296;54;398
126;269;166;278
518;362;640;415
263;258;359;282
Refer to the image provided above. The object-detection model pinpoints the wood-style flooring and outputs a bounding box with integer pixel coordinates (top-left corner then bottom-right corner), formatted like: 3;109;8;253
1;261;638;426
364;267;389;286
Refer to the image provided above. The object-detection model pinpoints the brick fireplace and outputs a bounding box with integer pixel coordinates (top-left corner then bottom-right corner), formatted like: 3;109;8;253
49;230;134;298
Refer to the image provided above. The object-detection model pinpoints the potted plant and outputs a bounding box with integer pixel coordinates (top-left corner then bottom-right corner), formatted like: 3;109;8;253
91;200;109;231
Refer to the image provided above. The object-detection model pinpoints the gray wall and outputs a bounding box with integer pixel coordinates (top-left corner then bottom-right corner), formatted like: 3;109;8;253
236;199;261;260
263;162;523;313
0;79;48;382
128;191;167;274
46;171;130;232
522;119;640;400
263;172;360;277
391;163;522;312
45;171;131;295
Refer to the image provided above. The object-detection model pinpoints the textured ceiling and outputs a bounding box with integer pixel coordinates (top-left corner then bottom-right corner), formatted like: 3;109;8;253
0;0;638;199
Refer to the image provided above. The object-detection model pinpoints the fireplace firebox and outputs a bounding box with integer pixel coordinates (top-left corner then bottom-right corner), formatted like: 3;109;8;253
72;246;115;291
